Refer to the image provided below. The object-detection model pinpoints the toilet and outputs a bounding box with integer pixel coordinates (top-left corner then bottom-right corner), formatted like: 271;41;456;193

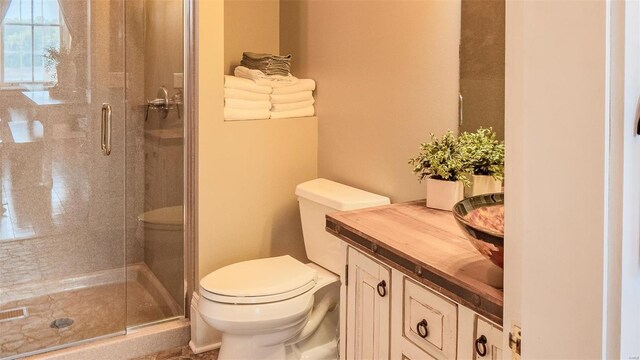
198;178;390;360
138;205;184;307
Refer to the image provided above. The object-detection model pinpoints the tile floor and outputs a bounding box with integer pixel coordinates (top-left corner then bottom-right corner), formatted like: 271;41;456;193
0;281;174;358
132;345;219;360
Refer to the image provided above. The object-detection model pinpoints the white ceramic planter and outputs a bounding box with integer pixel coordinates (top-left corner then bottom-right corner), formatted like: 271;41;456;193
425;178;464;211
465;175;502;197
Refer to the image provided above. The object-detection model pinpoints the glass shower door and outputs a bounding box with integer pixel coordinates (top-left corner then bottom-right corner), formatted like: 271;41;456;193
0;0;127;358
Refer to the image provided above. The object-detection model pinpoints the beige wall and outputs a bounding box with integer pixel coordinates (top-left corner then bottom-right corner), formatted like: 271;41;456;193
280;1;461;203
197;0;462;279
224;0;280;75
198;0;460;279
197;1;315;281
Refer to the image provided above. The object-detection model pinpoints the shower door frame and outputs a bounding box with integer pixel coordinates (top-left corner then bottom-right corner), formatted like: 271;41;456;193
183;0;197;318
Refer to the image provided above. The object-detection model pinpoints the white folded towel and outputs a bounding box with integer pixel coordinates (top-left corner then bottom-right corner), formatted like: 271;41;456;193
234;66;298;88
271;79;316;95
270;106;315;119
225;98;271;110
224;88;270;101
271;99;315;112
224;107;270;121
270;91;314;104
224;75;272;94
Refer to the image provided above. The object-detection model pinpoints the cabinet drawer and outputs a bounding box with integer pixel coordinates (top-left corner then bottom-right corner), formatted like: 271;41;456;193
403;278;457;359
400;338;438;360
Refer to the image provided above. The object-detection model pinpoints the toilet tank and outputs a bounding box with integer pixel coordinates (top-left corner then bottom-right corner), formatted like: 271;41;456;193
295;178;390;274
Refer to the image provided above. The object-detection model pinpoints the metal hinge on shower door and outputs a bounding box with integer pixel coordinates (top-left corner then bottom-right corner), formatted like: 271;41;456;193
509;325;522;359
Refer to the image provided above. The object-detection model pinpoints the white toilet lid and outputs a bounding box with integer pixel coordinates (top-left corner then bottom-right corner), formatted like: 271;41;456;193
138;206;184;226
200;255;317;304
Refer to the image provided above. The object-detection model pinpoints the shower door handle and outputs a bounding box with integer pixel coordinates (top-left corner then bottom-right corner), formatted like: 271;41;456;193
101;103;112;156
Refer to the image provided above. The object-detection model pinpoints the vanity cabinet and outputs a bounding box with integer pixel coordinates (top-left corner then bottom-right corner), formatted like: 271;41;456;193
346;246;502;360
346;248;391;360
328;201;505;360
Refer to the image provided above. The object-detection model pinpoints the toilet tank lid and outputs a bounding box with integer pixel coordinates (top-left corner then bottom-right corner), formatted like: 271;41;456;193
295;178;390;211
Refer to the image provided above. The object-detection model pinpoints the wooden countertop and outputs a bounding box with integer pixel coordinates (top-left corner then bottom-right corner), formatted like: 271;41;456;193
326;200;504;325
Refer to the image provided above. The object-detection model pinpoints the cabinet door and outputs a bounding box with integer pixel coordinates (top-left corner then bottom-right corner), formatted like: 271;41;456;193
473;316;503;360
346;247;391;360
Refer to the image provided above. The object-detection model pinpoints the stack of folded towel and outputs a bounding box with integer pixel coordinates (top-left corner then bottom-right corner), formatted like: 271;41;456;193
224;75;272;120
227;52;317;120
269;79;316;119
234;66;297;88
241;52;291;76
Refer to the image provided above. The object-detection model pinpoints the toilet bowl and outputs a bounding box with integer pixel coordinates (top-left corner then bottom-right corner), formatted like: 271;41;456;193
200;257;339;359
138;205;184;306
198;179;390;360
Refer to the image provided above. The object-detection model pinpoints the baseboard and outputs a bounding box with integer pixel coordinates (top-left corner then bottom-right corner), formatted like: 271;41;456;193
188;340;221;354
189;292;222;354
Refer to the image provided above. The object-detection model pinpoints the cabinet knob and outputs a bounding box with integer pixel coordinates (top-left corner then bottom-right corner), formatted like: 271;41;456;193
376;280;387;297
416;319;429;338
475;335;488;357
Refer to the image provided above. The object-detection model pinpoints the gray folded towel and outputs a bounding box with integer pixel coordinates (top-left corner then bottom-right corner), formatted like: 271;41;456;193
243;52;292;61
241;52;292;76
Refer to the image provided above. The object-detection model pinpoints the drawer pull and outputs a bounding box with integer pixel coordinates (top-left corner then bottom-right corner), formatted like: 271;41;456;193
416;319;429;338
376;280;387;297
475;335;488;357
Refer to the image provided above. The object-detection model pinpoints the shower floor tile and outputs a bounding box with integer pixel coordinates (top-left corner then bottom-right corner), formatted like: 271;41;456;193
0;281;170;359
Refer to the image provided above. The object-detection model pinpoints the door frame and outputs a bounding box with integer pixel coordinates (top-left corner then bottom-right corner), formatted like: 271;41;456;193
503;0;639;358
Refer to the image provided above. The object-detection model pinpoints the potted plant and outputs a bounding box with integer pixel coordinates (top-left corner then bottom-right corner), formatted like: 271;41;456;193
43;46;76;98
409;130;469;211
458;127;504;197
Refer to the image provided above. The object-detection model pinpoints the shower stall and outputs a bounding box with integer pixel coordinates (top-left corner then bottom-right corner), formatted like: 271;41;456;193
0;0;188;358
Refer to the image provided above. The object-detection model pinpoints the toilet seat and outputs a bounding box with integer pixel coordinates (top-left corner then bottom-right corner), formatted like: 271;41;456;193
200;255;317;304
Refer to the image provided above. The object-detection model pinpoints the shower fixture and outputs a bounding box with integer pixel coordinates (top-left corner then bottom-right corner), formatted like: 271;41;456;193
145;86;183;121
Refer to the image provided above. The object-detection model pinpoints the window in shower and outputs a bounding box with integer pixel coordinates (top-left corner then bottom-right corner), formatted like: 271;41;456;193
1;0;70;85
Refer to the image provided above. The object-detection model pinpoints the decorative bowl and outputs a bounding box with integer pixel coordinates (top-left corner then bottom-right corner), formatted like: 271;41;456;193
452;193;504;268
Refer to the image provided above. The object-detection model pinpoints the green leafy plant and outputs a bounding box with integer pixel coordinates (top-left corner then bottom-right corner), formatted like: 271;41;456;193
408;130;470;185
43;46;73;81
458;127;505;181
